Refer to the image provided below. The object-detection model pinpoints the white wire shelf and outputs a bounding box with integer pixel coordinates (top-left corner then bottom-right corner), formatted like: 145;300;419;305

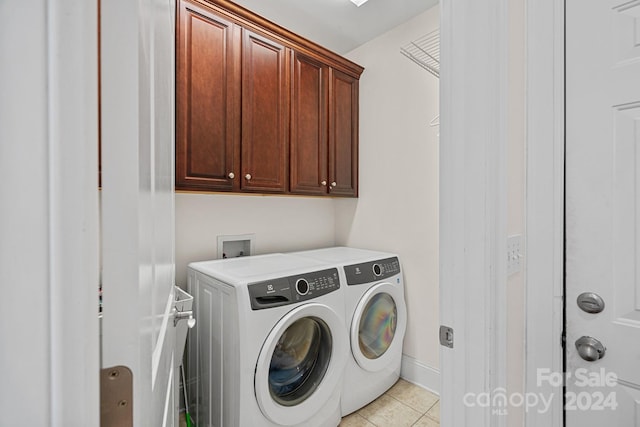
400;29;440;79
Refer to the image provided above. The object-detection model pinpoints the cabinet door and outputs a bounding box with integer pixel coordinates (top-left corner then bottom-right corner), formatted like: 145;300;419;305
176;0;240;191
290;52;329;195
241;29;289;193
329;69;359;197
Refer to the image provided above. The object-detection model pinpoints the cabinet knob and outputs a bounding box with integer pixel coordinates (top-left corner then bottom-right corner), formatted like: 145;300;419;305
245;174;252;181
321;180;327;186
331;181;337;187
228;172;235;179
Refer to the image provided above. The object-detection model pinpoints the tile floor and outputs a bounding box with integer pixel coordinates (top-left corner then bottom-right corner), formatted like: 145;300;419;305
339;379;440;427
180;378;440;427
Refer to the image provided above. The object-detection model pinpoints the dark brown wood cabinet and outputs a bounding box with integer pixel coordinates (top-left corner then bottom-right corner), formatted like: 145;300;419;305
290;54;359;197
241;30;289;193
176;0;241;191
176;0;363;196
329;69;359;197
290;52;329;195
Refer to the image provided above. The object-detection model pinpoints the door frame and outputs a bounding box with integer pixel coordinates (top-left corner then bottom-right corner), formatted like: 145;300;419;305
441;0;565;426
524;0;565;426
0;0;100;425
440;1;509;426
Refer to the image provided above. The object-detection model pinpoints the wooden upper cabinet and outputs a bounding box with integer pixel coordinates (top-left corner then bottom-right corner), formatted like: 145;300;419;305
329;69;359;197
241;30;289;193
175;0;363;196
290;52;329;195
176;0;240;191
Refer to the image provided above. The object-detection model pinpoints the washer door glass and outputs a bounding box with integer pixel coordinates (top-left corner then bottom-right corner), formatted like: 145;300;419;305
358;292;397;359
269;317;332;406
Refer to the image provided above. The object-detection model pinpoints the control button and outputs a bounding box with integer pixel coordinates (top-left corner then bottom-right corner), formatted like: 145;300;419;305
373;264;382;276
296;279;309;296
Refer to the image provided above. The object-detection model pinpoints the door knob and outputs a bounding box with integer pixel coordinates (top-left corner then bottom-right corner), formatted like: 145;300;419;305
575;336;606;361
228;172;235;179
577;292;605;314
321;180;327;186
245;174;252;181
330;181;337;187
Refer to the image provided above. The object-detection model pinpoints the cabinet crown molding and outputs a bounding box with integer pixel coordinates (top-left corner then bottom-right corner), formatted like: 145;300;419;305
193;0;365;78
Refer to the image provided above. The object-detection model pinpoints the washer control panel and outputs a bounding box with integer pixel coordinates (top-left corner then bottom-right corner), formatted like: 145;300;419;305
344;257;400;286
248;268;340;310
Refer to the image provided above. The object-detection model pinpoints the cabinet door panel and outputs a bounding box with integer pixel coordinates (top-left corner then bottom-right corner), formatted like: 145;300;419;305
290;52;328;195
242;30;289;192
176;1;240;191
329;69;359;197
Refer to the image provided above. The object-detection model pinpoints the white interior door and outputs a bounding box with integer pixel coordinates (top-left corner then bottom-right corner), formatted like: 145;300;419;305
566;0;640;424
101;0;177;425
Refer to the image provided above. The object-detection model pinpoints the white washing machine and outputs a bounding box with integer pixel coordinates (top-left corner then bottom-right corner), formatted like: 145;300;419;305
187;254;348;427
290;247;407;416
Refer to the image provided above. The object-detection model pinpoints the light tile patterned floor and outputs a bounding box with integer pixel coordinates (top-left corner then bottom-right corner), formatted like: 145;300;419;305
340;379;440;427
179;379;439;427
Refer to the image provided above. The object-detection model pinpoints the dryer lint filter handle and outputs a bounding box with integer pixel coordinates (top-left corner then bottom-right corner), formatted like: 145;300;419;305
248;268;341;310
248;277;293;310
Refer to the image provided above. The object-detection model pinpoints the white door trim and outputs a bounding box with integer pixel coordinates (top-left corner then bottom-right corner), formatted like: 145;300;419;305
48;2;101;423
0;1;100;425
440;1;509;425
524;0;565;426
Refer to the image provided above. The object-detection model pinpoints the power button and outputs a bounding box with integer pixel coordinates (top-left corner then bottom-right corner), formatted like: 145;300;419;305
372;264;382;276
296;278;309;295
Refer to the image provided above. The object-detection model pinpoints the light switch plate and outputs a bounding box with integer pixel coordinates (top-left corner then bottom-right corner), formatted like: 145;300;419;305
507;234;523;275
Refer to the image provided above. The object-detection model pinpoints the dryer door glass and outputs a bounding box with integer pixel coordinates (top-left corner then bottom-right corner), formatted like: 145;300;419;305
268;317;332;406
358;293;397;359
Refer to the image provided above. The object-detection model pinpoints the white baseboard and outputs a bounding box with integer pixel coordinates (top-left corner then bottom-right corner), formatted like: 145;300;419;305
400;354;440;396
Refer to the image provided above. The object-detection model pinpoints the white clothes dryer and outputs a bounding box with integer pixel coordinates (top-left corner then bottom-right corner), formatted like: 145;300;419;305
187;254;348;427
289;247;407;416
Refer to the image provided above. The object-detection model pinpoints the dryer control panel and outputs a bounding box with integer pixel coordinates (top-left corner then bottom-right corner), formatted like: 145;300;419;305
248;268;340;310
344;257;400;286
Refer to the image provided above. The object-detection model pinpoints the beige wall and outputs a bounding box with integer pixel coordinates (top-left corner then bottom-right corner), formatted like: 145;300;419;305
337;7;440;371
175;194;336;287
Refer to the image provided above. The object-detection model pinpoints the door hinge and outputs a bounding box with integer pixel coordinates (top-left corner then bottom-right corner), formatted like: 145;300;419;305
439;325;454;348
100;365;133;427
